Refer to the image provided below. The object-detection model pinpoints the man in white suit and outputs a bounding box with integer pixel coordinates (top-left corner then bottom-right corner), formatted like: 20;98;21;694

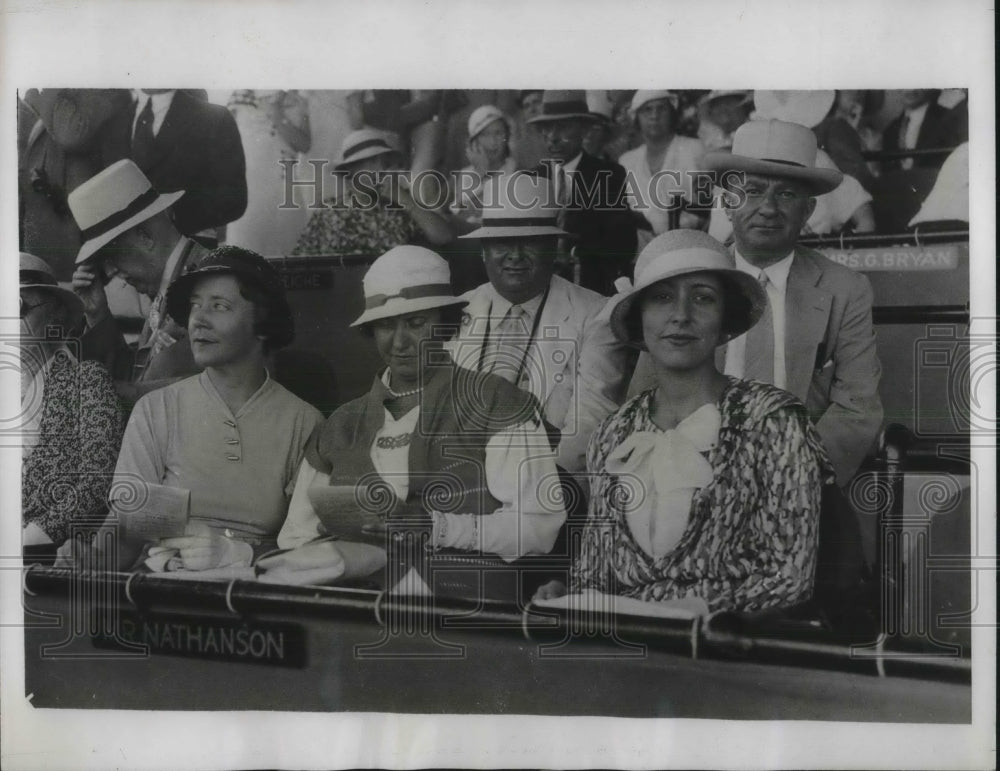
449;172;633;472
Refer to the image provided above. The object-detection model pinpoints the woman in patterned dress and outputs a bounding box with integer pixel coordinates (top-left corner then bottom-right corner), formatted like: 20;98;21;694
535;229;832;613
20;253;124;548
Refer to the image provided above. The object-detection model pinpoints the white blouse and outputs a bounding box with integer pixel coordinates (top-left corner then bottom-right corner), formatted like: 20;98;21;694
605;402;721;559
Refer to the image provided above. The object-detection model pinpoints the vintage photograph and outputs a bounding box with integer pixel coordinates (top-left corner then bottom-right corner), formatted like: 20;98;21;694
1;2;994;770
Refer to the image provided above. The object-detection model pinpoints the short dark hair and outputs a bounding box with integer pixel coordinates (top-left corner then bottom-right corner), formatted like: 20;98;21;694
231;275;294;354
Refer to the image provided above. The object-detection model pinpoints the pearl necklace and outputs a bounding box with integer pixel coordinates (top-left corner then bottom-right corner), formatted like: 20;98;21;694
386;382;422;399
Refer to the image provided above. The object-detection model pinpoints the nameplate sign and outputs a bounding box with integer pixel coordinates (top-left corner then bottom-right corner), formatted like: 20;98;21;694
279;270;333;291
822;244;962;271
92;609;307;668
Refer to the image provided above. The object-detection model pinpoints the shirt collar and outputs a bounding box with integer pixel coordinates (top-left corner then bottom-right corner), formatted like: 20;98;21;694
734;248;794;292
157;236;188;298
487;279;548;320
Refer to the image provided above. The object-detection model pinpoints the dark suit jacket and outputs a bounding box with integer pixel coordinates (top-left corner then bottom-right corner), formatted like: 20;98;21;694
882;102;961;171
82;237;210;404
535;153;637;294
102;90;247;236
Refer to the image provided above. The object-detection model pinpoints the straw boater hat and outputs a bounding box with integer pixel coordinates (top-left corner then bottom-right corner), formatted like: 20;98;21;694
458;172;569;241
68;159;185;265
525;90;597;124
752;90;835;129
467;105;511;141
165;245;294;349
608;229;767;348
334;128;402;171
19;252;84;319
351;246;467;328
702;119;843;195
630;89;679;114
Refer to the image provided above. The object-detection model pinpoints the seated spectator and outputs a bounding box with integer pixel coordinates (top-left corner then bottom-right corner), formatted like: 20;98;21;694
20;253;124;548
449;105;517;233
68;160;212;406
535;230;831;612
618;90;707;252
882;89;963;172
293;129;454;256
450;172;634;473
696;89;753;152
512;89;547;169
18;88;132;280
908;142;969;229
530;90;637;295
277;245;565;572
56;247;323;572
708;145;875;239
101;88;247;246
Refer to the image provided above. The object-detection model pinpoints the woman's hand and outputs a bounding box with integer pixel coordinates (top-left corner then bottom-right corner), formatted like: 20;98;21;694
466;137;490;176
159;525;253;572
532;580;568;601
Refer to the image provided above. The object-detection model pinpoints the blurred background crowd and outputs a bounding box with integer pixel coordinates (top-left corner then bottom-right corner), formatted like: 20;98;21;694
19;87;969;291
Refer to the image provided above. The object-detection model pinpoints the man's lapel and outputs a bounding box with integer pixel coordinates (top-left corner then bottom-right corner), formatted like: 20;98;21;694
784;247;832;402
532;277;575;406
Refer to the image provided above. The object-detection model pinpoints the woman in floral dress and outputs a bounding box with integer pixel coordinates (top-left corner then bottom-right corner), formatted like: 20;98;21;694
536;229;832;613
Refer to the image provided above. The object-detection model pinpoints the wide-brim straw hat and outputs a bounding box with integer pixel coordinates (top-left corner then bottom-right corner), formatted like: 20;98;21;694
68;159;184;264
701;119;843;195
467;105;511;141
19;252;84;320
630;89;679;114
165;244;294;348
609;229;767;348
526;90;598;124
334;128;402;170
753;90;835;129
459;171;569;241
351;245;467;328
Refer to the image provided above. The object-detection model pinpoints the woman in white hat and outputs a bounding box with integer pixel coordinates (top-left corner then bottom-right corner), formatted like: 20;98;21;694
535;230;831;613
617;90;708;251
449;105;516;233
20;253;124;550
292;128;453;257
277;245;566;576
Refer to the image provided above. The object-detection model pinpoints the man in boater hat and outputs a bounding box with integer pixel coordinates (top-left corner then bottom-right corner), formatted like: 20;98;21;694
69;159;212;405
451;172;633;473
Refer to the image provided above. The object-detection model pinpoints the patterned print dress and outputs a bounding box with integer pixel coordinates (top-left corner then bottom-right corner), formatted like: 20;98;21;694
570;377;833;613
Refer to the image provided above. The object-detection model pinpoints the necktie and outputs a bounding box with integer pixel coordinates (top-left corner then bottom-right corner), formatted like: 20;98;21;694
743;270;775;384
132;98;155;169
898;112;913;170
489;304;529;384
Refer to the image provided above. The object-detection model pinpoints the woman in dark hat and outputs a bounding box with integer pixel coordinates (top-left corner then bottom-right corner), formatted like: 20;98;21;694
20;252;123;549
57;245;323;573
535;230;831;613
